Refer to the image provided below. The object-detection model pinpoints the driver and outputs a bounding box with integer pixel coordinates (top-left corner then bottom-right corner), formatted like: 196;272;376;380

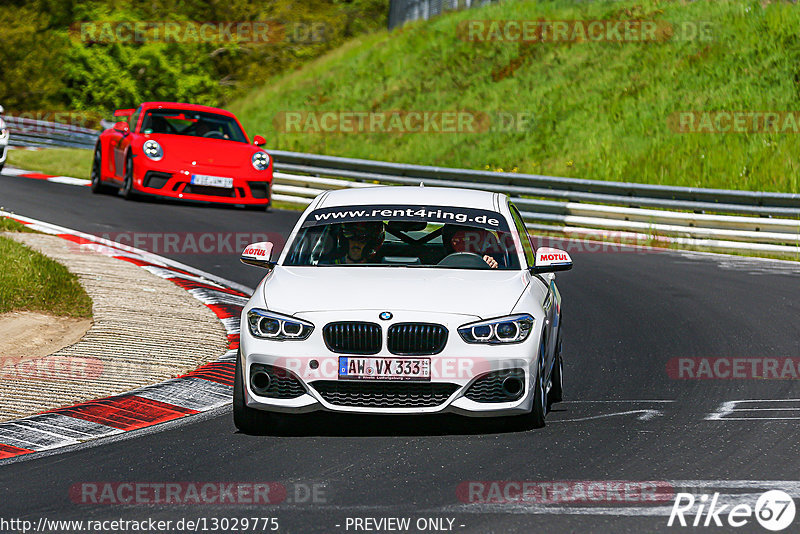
334;222;385;264
442;225;499;268
195;120;212;137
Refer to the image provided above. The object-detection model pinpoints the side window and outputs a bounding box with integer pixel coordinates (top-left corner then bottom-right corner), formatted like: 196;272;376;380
130;106;142;133
509;203;535;267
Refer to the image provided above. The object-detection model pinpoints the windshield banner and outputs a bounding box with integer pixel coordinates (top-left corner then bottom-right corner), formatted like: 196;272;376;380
302;204;508;230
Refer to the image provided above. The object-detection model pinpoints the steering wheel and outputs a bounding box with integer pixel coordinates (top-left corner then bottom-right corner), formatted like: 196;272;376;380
436;252;491;269
202;130;225;139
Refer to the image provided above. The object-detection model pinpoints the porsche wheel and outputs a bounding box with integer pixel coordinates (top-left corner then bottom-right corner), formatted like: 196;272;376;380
120;155;136;200
90;145;111;194
233;351;278;435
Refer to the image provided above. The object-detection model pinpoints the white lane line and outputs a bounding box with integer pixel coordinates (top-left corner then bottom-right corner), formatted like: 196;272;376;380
551;409;664;423
706;399;800;421
47;176;90;186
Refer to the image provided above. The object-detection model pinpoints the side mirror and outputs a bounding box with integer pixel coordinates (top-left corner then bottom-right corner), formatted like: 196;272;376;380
530;247;573;274
0;105;4;114
113;121;130;134
114;109;135;118
253;135;266;146
241;242;276;269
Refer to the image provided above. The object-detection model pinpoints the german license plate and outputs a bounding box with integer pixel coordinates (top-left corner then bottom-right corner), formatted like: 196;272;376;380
190;174;233;188
339;357;431;381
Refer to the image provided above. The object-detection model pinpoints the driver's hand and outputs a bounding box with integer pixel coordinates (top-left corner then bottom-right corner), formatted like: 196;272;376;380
483;255;498;269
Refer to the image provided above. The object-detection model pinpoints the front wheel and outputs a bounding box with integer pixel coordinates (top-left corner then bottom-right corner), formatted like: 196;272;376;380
548;336;563;409
528;358;547;428
233;351;280;435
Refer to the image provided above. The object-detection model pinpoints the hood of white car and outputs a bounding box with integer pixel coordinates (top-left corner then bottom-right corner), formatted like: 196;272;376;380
262;266;529;318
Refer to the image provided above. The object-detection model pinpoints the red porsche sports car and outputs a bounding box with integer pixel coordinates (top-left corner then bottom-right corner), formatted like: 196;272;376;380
91;102;272;209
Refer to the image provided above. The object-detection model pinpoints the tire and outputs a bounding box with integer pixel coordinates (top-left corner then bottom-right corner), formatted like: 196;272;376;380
548;330;563;409
233;350;278;435
528;356;547;428
90;145;111;194
0;162;4;174
120;155;136;200
548;352;563;410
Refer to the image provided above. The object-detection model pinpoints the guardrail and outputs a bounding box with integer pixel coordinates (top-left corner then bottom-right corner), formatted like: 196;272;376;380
270;150;800;257
5;116;99;149
5;119;799;257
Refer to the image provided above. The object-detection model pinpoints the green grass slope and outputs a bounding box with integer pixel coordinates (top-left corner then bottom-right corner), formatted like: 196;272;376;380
229;0;800;193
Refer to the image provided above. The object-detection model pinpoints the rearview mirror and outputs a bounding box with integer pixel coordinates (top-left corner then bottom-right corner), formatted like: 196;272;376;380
241;242;276;269
530;247;573;274
253;135;266;146
113;121;130;134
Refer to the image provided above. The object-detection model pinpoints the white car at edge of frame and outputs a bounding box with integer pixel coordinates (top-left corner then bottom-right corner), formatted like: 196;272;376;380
234;186;573;433
0;105;8;173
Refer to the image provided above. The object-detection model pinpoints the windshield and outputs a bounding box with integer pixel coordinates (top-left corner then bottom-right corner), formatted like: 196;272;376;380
284;204;521;270
139;109;247;143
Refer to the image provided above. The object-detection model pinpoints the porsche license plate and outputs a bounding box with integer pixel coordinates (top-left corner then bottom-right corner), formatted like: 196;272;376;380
190;174;233;188
339;357;431;381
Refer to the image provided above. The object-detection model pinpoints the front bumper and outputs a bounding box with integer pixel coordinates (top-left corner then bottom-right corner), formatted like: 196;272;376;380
240;309;540;417
134;163;271;206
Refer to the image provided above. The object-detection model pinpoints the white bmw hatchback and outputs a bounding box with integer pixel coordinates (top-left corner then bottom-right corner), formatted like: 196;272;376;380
0;105;8;173
234;186;572;433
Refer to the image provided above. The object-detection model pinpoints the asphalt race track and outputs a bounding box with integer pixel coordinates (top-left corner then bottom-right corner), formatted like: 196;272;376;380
2;172;800;533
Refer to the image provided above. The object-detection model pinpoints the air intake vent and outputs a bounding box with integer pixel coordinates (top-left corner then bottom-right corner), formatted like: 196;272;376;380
311;381;458;408
323;322;382;354
387;323;447;355
464;368;526;403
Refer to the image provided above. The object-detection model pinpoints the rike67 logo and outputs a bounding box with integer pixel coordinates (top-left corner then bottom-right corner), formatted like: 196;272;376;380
668;490;796;531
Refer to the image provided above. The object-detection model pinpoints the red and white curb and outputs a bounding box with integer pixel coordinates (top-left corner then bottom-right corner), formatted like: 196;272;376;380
0;211;251;461
1;166;91;186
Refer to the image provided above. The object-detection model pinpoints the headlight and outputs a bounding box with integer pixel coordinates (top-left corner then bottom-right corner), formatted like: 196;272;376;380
247;308;313;341
0;128;8;139
458;314;534;344
142;139;163;161
251;151;270;171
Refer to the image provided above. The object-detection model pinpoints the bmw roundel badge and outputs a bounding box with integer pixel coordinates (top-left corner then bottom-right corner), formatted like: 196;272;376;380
379;311;393;321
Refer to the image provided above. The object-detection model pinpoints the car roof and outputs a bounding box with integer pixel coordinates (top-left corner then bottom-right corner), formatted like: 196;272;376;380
314;186;503;211
139;102;236;118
